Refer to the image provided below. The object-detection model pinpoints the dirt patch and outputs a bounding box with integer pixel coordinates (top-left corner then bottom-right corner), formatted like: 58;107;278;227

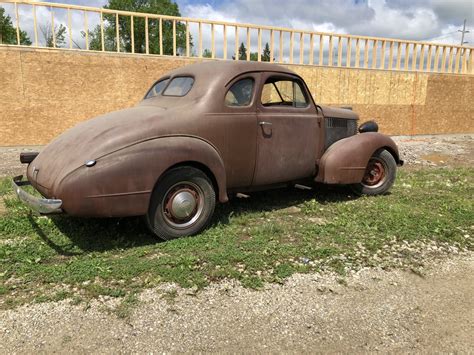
0;146;43;178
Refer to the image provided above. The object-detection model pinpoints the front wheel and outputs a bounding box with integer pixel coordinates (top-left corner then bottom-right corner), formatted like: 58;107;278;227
350;149;397;196
146;166;216;240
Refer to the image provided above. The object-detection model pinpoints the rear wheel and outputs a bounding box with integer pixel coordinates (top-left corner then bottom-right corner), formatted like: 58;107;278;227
146;166;216;240
350;149;397;196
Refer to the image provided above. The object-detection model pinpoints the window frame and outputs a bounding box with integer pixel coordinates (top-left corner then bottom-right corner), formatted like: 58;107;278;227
162;75;195;97
143;76;170;100
259;75;310;109
224;77;256;108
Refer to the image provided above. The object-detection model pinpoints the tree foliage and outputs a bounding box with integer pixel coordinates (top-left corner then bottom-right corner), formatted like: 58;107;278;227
0;6;31;45
233;42;271;61
85;0;191;54
40;23;67;48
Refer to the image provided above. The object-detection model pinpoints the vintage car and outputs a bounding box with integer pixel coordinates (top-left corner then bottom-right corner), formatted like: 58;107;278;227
13;61;403;240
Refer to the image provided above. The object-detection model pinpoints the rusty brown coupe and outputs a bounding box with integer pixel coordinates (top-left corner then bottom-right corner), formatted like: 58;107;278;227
13;61;403;240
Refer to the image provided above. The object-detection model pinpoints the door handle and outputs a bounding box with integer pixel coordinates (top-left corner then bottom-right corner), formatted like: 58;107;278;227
259;121;273;126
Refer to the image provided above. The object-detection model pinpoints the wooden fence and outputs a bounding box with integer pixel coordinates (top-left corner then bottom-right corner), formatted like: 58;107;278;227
1;0;473;74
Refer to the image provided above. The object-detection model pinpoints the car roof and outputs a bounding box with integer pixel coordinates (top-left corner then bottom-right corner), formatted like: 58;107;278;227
165;60;297;84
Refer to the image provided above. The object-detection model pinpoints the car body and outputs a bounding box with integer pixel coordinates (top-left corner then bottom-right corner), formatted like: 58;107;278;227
13;61;403;239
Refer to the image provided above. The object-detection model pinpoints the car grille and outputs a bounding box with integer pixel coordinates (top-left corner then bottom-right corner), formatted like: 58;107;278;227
325;117;358;149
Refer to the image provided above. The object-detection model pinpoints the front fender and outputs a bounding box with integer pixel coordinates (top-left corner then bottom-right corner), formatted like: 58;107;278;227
316;132;401;184
57;136;228;217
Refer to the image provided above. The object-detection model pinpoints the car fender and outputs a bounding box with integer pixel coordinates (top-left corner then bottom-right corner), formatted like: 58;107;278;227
57;135;228;217
315;132;401;184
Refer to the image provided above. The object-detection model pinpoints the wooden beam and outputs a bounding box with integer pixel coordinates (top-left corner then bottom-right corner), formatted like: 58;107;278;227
309;33;314;65
270;29;274;63
319;35;324;66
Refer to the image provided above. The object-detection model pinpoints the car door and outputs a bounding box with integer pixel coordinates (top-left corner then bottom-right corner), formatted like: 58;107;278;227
252;73;320;186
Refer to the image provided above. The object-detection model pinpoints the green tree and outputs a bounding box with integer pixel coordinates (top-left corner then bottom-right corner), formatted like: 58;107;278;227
40;23;67;48
262;42;271;62
202;48;212;58
0;6;31;45
232;42;247;60
85;0;191;55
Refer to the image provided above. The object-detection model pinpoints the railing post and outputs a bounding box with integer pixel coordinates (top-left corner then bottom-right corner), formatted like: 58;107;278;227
298;32;303;64
448;46;454;73
337;36;342;67
33;5;38;46
246;27;250;61
328;35;333;66
440;46;447;73
380;40;386;69
411;43;418;71
159;18;163;55
454;47;461;73
51;7;56;48
388;41;394;70
198;21;202;57
116;13;120;52
185;21;190;57
355;38;360;68
346;37;352;68
396;42;402;70
84;11;88;50
279;30;283;63
130;15;134;53
145;16;149;55
172;20;176;56
234;26;239;60
258;28;262;62
433;46;440;72
270;29;274;63
319;35;324;66
426;45;432;72
372;40;378;69
211;23;215;58
419;44;425;71
15;3;20;45
363;39;369;68
404;43;409;70
309;33;314;65
100;11;105;52
223;24;227;60
290;31;294;64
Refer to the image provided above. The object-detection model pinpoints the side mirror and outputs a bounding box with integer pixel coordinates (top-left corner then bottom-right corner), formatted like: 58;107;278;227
358;120;379;133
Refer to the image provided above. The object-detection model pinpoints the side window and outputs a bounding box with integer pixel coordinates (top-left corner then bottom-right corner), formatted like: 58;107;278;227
163;77;194;96
261;78;309;108
225;78;254;107
145;78;170;99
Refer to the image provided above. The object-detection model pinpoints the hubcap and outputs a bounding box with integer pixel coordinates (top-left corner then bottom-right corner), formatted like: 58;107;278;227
170;191;197;219
162;182;204;229
362;158;386;188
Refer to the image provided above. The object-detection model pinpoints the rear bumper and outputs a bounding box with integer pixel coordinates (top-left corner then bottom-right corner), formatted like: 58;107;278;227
12;175;63;214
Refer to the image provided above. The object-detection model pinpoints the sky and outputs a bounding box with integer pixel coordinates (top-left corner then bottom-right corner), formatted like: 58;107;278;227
38;0;473;45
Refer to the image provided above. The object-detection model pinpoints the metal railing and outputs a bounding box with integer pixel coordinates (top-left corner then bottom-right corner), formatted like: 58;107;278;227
1;0;473;74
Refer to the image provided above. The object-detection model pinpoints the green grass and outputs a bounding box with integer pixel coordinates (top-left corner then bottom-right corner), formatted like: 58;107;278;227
0;168;472;309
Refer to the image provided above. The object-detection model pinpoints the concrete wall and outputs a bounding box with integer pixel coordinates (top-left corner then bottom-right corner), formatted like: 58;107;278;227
1;46;473;146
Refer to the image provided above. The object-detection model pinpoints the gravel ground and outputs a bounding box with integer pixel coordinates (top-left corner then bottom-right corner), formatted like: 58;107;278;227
0;254;472;353
1;134;472;177
1;134;473;353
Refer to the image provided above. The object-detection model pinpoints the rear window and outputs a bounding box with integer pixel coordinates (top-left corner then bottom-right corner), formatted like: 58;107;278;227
163;77;194;97
145;78;169;99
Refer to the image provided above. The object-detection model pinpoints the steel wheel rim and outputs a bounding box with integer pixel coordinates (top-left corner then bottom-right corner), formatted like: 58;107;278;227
362;157;387;188
161;181;204;229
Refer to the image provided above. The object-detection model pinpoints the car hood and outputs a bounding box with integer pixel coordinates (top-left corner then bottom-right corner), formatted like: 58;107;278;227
29;105;169;192
320;106;359;120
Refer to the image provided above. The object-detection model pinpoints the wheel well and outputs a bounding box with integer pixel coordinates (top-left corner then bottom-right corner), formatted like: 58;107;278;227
371;146;399;164
161;161;219;201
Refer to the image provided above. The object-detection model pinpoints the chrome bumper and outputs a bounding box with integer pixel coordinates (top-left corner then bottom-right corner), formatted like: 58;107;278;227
12;175;63;214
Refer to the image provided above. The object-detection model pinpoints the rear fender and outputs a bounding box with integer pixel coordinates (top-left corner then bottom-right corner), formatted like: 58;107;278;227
57;136;228;217
315;132;400;184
